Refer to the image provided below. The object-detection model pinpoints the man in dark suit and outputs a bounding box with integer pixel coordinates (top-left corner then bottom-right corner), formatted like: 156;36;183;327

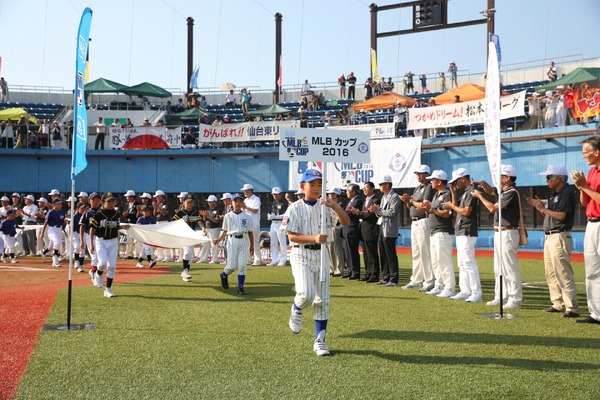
352;182;380;282
342;184;363;279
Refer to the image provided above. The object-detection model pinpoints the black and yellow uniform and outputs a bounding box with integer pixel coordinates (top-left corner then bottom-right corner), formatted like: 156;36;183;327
90;209;121;239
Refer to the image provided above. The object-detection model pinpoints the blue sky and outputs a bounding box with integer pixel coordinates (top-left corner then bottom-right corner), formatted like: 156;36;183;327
0;0;598;94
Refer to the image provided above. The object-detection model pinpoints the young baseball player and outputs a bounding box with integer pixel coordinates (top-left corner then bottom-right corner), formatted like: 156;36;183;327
282;169;350;356
172;194;202;282
80;193;102;284
89;193;121;297
213;193;256;295
0;210;19;263
40;199;66;267
136;205;157;268
70;202;88;272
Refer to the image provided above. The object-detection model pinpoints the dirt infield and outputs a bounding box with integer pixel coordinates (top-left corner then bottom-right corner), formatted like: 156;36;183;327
0;257;171;400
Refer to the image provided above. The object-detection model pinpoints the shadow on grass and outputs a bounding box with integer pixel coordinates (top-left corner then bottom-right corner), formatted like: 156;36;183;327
332;349;599;371
341;329;600;349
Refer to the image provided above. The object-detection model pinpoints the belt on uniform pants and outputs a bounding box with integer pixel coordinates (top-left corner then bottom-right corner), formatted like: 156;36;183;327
588;218;600;223
233;234;245;239
545;228;567;235
411;216;427;221
51;225;62;228
493;226;517;231
293;244;322;250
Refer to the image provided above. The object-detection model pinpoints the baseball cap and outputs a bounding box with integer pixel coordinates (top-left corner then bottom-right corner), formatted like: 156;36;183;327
77;191;89;198
414;164;431;174
12;192;20;198
184;194;194;202
538;165;568;177
556;85;564;90
154;190;166;197
124;190;136;197
6;209;15;215
52;198;62;204
241;184;254;191
0;196;9;201
76;202;87;209
48;189;60;196
140;192;152;199
379;175;393;185
426;170;448;181
37;197;48;203
177;191;188;198
231;193;244;201
102;192;116;201
67;196;77;202
207;195;218;202
25;195;35;202
300;169;323;183
295;188;305;195
89;192;101;200
271;187;282;195
500;164;517;177
448;168;470;183
221;193;232;200
327;187;342;195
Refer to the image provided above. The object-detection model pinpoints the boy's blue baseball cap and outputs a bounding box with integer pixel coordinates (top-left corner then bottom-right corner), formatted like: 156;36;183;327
231;193;244;201
300;169;322;183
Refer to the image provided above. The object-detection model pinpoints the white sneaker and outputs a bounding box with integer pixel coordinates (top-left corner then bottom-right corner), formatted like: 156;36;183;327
1;257;6;263
426;287;442;295
252;261;263;266
104;288;116;298
466;294;482;303
437;289;455;298
136;262;144;269
313;339;330;356
486;298;501;306
450;292;470;300
76;266;84;273
402;283;422;290
181;268;192;282
503;300;521;310
277;263;287;267
198;258;209;263
289;305;303;334
208;260;217;264
268;261;278;266
95;274;103;288
11;258;18;264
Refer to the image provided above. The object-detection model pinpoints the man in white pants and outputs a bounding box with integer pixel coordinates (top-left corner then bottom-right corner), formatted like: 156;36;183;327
199;195;223;263
153;190;174;262
267;187;288;266
241;184;262;265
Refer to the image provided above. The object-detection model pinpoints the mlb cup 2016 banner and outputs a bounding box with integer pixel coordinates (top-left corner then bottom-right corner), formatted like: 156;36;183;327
288;137;422;189
407;90;526;130
573;79;600;118
197;120;296;143
109;127;181;149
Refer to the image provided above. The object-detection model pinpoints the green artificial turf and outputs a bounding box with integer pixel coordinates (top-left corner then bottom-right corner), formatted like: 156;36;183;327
16;255;600;399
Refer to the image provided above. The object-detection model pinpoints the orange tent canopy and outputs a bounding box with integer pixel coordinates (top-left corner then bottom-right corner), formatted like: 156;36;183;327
352;91;416;111
432;83;486;104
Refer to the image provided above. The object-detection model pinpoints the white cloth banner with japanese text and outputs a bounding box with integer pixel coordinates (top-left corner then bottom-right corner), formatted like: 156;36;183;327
320;122;395;140
197;120;296;143
288;137;421;189
109;127;181;149
407;90;526;130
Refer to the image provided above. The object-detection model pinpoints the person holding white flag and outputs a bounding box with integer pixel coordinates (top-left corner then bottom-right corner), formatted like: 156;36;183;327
472;165;523;309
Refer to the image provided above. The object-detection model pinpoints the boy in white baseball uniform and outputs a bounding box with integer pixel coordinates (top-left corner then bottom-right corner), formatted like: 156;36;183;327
282;169;349;356
213;193;256;295
40;199;66;267
136;205;157;268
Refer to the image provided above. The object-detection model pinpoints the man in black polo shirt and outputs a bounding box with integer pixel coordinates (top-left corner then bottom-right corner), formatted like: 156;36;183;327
527;165;580;318
444;168;482;302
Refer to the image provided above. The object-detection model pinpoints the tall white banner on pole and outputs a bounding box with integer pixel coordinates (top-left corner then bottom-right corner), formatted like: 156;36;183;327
484;42;501;190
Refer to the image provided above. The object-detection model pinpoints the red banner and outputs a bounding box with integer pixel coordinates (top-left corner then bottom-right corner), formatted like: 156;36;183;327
573;79;600;118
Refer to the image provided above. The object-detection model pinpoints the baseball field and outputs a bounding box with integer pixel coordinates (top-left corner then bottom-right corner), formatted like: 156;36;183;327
2;251;600;399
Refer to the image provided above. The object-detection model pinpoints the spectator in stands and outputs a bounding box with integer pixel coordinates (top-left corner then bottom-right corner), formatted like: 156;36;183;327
28;129;39;149
555;86;567;127
1;119;15;148
254;115;264;122
453;96;464;136
240;88;250;114
274;113;283;121
122;118;133;128
199;114;211;125
364;78;374;100
37;119;48;148
526;92;542;130
213;115;222;126
175;98;185;113
338;108;349;125
299;95;308;111
182;128;197;149
301;79;313;95
50;121;62;149
454;95;461;103
565;84;576;125
338;74;346;98
299;113;308;128
448;62;458;88
199;96;208;110
317;92;326;109
405;71;415;93
547;61;558;82
347;72;357;100
323;112;333;127
0;77;8;102
393;101;407;138
285;112;294;121
439;72;447;92
140;118;151;127
308;95;319;112
222;115;231;124
14;116;28;149
153;119;165;127
66;120;74;149
94;117;106;150
402;78;408;95
358;109;367;125
139;96;150;110
386;77;395;92
544;90;557;128
420;74;427;92
225;90;237;108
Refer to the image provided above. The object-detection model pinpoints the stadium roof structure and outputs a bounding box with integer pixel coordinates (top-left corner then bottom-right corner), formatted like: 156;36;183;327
84;78;127;93
433;83;486;104
247;104;291;116
537;67;600;91
122;82;172;98
352;91;416;111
